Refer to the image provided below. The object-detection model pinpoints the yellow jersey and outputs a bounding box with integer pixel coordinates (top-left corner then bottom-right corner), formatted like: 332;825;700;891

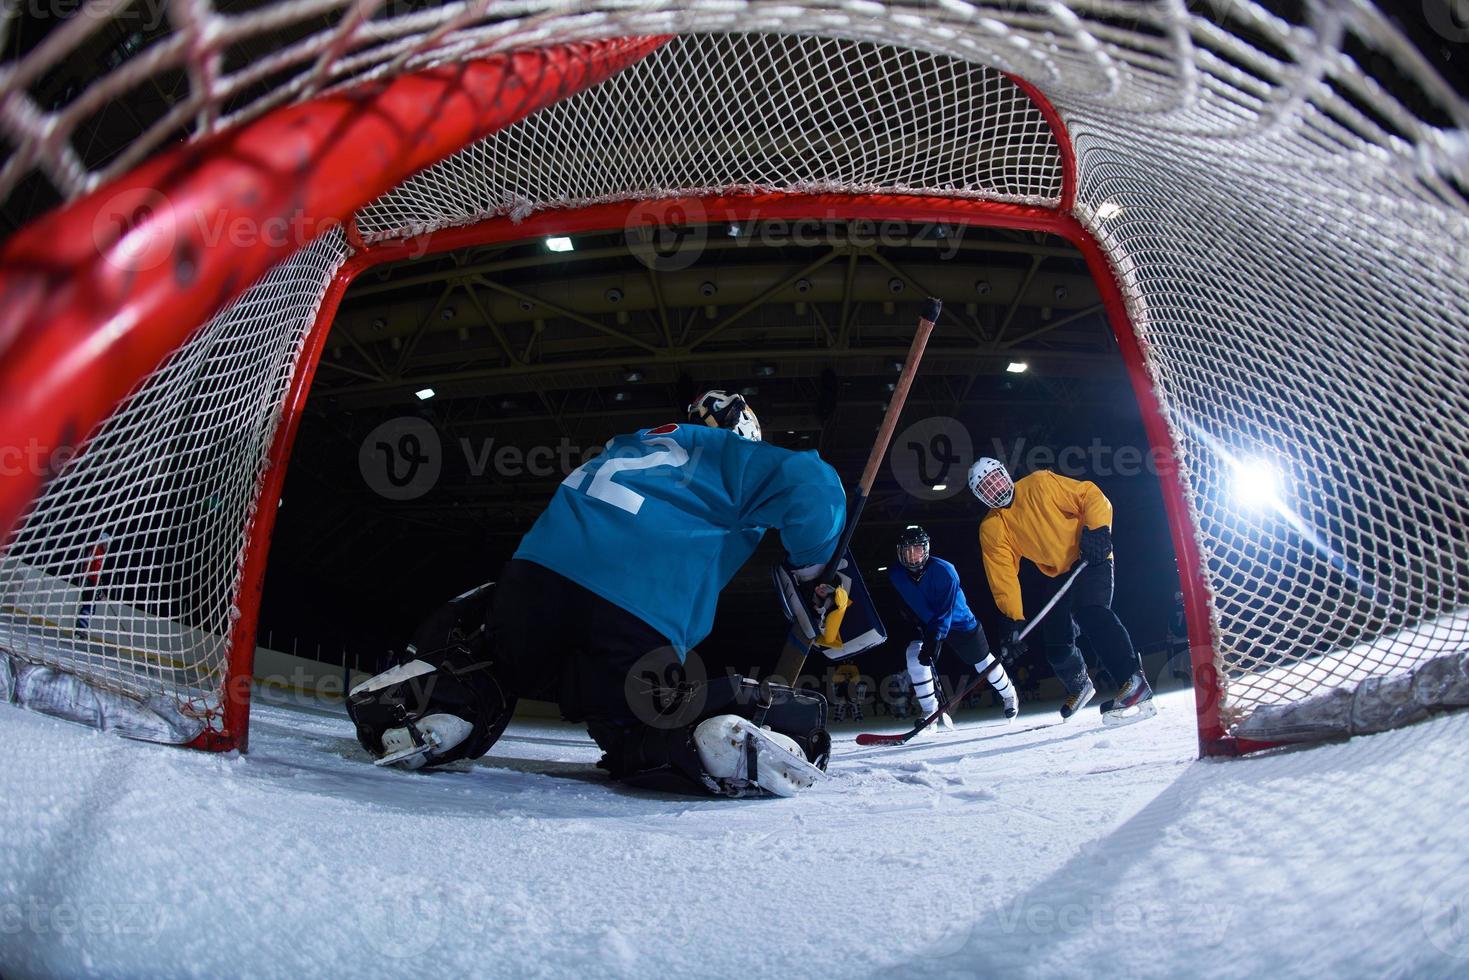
979;470;1112;621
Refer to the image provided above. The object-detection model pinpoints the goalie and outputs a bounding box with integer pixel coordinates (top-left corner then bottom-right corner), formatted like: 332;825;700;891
968;458;1155;726
348;390;847;797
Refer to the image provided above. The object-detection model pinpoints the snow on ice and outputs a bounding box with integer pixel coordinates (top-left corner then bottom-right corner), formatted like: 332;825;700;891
2;687;1468;978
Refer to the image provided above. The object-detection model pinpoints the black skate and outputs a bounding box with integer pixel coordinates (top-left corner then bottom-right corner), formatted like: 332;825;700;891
1059;675;1095;721
1100;672;1157;727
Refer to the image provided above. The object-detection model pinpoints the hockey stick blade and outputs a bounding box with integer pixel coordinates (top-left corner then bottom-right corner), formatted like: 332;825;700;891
854;730;918;747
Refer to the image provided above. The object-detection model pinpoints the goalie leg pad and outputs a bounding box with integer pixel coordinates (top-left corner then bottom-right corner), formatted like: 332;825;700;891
692;715;826;798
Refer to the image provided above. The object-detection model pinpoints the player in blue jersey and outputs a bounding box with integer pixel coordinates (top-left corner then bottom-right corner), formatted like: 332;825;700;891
888;525;1017;733
347;390;847;797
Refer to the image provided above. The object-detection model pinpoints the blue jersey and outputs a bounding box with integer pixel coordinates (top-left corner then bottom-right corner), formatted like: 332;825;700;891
514;423;845;657
888;557;978;641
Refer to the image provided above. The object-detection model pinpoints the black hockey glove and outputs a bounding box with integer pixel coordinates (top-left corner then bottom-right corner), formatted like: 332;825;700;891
997;620;1027;666
1079;525;1112;565
917;629;940;667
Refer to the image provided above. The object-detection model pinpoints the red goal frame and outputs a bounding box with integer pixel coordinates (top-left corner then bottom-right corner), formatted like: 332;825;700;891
0;41;1236;756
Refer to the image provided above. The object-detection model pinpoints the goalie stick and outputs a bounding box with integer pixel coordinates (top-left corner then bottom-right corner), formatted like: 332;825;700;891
854;560;1090;746
754;297;942;726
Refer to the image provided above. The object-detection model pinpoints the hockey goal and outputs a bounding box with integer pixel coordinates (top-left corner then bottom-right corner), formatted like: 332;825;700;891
0;2;1465;755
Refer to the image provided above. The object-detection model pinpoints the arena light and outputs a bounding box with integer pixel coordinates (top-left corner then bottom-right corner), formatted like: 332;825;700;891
414;387;436;401
876;566;888;572
1232;457;1285;511
931;483;947;492
1006;361;1029;374
544;236;574;252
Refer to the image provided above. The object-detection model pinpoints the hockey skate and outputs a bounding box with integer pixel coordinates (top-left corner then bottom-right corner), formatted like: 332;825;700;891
692;715;828;798
1000;689;1019;722
375;713;474;769
1100;672;1157;727
1059;675;1095;721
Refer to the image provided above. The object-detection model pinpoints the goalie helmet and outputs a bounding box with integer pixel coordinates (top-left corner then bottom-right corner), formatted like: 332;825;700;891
968;457;1015;509
688;389;761;442
897;524;931;574
346;582;516;769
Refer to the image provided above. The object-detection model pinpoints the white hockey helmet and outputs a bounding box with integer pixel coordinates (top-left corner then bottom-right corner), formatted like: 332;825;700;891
968;457;1014;508
688;389;762;442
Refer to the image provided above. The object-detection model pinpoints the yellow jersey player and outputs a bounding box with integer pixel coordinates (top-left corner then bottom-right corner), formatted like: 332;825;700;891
968;458;1156;726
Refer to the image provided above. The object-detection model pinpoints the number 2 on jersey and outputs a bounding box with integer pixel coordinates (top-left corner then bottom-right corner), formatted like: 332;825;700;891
562;436;690;515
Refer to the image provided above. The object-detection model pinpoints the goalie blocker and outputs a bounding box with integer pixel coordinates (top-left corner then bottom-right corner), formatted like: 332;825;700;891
347;581;830;796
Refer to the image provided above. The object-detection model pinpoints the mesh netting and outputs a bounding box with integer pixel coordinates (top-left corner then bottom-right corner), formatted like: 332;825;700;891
0;232;347;725
1;1;1467;749
355;33;1063;241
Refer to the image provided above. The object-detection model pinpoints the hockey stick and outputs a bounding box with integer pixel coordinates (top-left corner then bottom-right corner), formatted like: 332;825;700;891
854;560;1090;746
756;297;942;722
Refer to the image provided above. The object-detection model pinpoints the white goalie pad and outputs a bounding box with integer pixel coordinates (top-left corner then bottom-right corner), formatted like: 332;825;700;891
1;651;206;745
772;549;886;661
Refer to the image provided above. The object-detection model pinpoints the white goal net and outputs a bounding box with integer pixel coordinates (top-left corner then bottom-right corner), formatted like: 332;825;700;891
0;1;1465;753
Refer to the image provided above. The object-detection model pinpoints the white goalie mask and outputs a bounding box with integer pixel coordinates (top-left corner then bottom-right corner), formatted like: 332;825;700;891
688;389;762;442
968;457;1014;508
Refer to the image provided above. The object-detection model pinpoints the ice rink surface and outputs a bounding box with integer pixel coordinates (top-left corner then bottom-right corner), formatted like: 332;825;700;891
3;687;1468;978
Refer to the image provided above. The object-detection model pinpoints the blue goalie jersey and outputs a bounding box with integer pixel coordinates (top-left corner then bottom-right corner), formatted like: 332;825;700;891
514;423;846;657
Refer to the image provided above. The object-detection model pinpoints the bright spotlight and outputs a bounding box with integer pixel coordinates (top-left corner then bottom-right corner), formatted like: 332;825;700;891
545;236;574;253
1233;458;1284;511
414;387;436;401
1006;361;1029;374
931;484;948;492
